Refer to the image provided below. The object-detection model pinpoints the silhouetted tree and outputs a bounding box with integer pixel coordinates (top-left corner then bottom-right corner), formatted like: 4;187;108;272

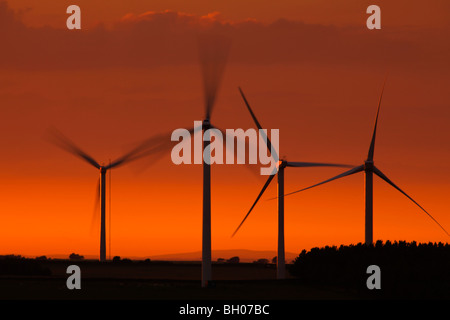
289;241;450;298
121;258;132;264
254;258;269;264
69;253;84;261
0;257;51;276
227;256;240;264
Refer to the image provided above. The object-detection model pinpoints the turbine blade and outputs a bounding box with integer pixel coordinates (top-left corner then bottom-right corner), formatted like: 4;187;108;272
232;174;276;237
45;127;100;169
272;164;365;200
367;79;387;161
107;131;178;169
238;87;273;154
130;125;202;173
238;87;279;164
285;161;353;168
238;88;264;131
189;124;203;136
210;124;260;178
373;166;450;237
198;33;231;120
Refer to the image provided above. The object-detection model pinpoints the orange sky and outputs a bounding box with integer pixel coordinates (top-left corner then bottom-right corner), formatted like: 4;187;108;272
0;0;449;260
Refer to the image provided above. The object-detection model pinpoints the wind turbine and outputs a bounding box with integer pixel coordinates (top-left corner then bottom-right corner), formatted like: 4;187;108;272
280;81;450;244
232;87;352;279
47;127;172;261
182;33;232;287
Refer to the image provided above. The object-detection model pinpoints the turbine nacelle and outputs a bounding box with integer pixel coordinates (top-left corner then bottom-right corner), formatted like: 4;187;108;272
202;118;211;130
278;160;287;170
364;160;374;171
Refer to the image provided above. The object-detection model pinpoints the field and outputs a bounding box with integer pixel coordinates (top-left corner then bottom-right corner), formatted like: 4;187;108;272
2;242;449;302
0;260;357;300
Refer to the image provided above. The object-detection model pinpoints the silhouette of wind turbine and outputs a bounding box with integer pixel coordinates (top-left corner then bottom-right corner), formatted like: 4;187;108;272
47;127;173;261
232;87;352;279
181;34;232;287
279;81;450;243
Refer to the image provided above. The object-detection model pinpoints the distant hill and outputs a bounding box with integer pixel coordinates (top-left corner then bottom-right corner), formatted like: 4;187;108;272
148;249;298;263
37;249;298;263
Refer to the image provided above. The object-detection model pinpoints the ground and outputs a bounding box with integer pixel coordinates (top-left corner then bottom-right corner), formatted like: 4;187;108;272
0;260;357;300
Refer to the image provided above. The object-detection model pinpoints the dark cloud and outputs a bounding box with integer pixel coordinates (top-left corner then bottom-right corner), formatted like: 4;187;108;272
0;1;448;71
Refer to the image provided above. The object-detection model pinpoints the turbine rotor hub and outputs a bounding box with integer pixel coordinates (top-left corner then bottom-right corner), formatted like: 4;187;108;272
278;160;287;169
202;119;211;130
364;160;374;171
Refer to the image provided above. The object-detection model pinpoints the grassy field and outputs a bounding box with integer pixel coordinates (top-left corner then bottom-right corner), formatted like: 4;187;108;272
0;260;359;300
3;241;449;301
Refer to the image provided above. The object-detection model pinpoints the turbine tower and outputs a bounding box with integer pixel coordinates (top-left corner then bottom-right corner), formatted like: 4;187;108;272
176;34;250;287
232;87;352;279
281;81;450;243
47;128;171;261
196;34;231;287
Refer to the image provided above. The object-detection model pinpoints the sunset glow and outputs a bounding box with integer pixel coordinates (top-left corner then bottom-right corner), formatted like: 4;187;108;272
1;0;449;261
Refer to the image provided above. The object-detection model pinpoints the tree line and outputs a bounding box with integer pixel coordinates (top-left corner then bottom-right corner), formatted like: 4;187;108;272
289;240;450;298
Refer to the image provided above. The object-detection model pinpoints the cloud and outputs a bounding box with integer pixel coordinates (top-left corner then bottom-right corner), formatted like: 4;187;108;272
0;1;448;71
